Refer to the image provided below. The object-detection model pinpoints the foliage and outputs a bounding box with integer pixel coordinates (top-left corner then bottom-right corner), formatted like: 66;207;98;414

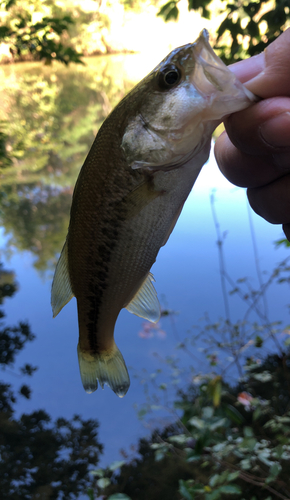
0;263;103;498
275;238;290;249
0;57;130;181
0;0;83;65
0;122;12;170
86;196;290;500
88;351;290;500
0;0;145;64
0;56;134;271
0;185;73;272
158;0;290;63
214;0;290;64
158;0;211;22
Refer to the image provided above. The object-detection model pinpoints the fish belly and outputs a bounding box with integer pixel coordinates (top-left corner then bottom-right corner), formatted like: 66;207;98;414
74;141;211;347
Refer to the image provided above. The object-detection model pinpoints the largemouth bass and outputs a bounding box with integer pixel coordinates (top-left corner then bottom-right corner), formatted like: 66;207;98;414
51;29;255;397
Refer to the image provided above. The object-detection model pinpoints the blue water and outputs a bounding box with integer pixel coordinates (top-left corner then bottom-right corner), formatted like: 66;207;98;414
1;152;289;467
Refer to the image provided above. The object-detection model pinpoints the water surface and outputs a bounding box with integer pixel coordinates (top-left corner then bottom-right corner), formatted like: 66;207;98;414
1;54;289;476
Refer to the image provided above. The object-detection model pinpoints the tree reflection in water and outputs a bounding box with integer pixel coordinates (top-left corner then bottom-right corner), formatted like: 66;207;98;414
0;263;103;499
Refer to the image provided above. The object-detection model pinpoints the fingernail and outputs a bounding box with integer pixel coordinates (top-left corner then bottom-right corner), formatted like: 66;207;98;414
260;112;290;147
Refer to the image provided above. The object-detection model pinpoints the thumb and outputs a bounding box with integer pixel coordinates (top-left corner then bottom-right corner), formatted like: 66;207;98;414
228;28;290;98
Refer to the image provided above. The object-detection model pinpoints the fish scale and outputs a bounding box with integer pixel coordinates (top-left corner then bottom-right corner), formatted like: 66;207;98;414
51;29;256;397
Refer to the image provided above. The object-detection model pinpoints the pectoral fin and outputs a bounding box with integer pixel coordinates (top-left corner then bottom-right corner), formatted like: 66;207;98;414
51;240;74;318
125;272;161;323
120;180;162;219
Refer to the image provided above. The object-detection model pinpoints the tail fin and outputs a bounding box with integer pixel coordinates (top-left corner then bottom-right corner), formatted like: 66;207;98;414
77;343;130;398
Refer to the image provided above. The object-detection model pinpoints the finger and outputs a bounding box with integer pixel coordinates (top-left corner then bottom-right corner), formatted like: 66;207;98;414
247;175;290;224
229;28;290;98
215;98;290;187
215;132;278;188
224;97;290;156
229;54;265;84
282;223;290;241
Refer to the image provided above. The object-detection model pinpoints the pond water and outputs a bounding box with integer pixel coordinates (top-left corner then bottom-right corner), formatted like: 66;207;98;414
0;54;290;495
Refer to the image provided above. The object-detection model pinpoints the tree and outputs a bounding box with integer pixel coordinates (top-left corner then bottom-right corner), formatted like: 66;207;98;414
0;263;103;499
0;0;83;64
158;0;290;63
0;60;134;271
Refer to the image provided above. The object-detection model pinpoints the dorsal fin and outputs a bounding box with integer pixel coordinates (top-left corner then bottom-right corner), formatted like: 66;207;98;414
51;240;74;318
125;272;160;323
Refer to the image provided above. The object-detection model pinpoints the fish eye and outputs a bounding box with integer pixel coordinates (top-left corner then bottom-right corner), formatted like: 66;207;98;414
158;65;182;90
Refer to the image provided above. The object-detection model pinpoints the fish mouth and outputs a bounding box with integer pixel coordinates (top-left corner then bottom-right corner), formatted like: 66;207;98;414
189;29;259;120
190;29;256;109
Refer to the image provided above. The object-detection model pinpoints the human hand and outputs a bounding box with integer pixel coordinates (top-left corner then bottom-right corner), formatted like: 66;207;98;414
214;29;290;241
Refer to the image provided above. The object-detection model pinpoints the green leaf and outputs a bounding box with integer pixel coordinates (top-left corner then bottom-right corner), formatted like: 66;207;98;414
243;427;254;438
275;238;290;248
241;437;257;452
252;371;272;382
87;488;94;500
227;472;240;482
274;444;284;460
219;484;242;495
253;406;261;421
155;450;165;461
255;335;263;348
265;462;281;483
90;468;104;478
109;460;125;471
276;416;290;423
202;406;214;419
138;408;147;419
209;418;227;431
4;0;17;9
209;474;220;487
205;490;220;500
0;26;11;39
188;417;205;429
179;479;195;500
258;451;274;467
165;5;179;21
107;495;132;500
97;477;110;489
240;458;251;470
168;434;188;445
223;404;244;424
157;1;179;21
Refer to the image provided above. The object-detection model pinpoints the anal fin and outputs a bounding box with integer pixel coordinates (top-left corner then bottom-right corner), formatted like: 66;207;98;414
125;272;161;323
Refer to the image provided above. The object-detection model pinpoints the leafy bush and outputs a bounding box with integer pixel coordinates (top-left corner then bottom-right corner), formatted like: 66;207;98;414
158;0;290;63
91;351;290;500
0;0;83;64
89;197;290;500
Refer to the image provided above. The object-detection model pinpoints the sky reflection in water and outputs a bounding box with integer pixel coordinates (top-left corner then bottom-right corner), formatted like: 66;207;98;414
0;54;289;468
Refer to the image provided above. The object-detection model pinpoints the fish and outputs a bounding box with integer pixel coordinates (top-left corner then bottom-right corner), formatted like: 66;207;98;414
51;29;256;397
